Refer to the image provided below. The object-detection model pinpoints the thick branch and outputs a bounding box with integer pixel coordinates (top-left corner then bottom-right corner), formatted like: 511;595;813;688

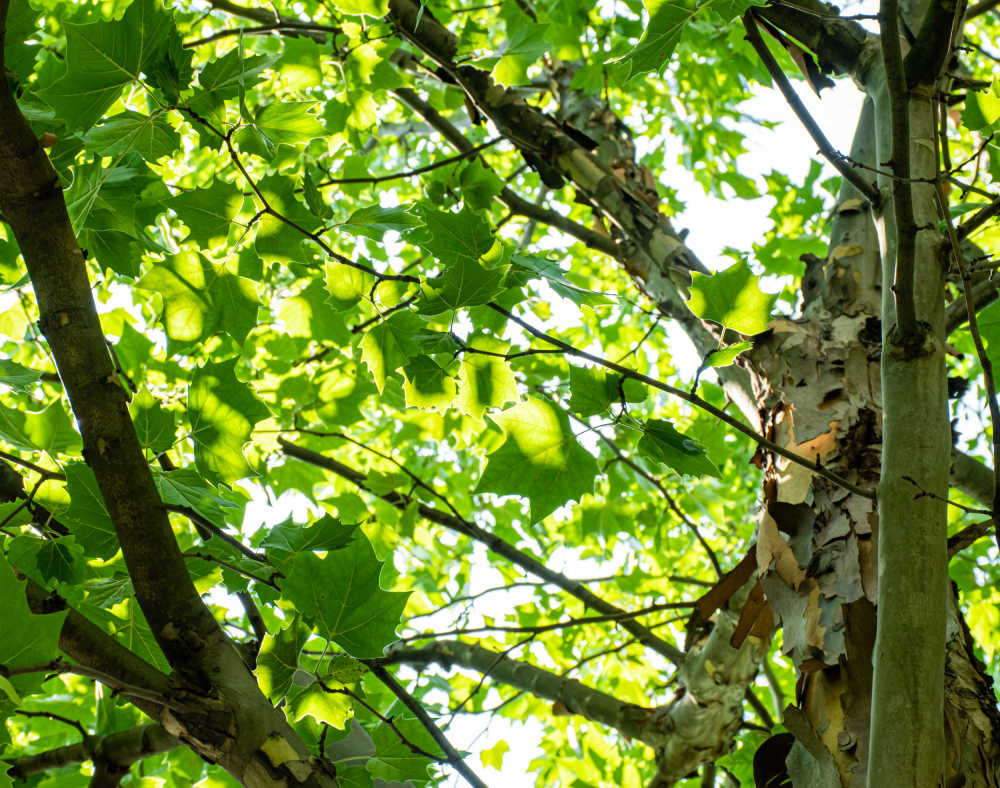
756;0;874;78
387;0;708;297
6;723;180;780
945;276;1000;334
905;0;963;86
0;28;217;670
880;0;920;342
951;449;996;507
380;640;665;746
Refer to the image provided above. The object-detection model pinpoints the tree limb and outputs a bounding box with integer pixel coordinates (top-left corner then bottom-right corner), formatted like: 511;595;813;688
6;723;180;781
378;640;666;746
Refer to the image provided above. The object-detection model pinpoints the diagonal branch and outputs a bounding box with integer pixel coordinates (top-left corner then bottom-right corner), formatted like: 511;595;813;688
366;662;489;788
743;10;880;204
0;6;217;670
386;0;708;300
277;437;687;665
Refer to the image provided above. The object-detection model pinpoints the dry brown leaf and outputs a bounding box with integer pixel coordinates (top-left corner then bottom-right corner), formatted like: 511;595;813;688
830;244;863;260
757;510;806;588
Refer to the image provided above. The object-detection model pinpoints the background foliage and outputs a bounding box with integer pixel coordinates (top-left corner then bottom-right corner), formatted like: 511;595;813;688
1;0;999;784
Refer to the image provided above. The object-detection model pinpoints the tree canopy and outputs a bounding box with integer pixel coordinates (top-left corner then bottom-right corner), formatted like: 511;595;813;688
1;0;1000;785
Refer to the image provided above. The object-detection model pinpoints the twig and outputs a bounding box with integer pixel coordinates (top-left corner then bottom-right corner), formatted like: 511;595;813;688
398;602;692;642
0;449;65;480
165;504;268;563
319;139;500;185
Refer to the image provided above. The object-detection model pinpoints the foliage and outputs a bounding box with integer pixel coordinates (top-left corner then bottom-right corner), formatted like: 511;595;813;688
1;0;999;785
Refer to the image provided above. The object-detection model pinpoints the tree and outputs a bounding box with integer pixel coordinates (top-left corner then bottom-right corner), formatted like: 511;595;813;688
1;0;999;784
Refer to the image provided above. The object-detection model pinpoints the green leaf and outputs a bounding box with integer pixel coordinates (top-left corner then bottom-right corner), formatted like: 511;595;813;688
22;401;82;456
60;462;119;560
476;397;599;522
568;366;636;416
254;102;326;145
962;82;1000;131
612;0;758;79
153;467;240;529
0;360;42;392
418;258;506;314
198;50;274;97
166;179;244;248
340;204;422;241
256;615;311;702
188;359;270;484
410;206;496;268
688;261;776;334
494;23;550;85
37;0;177;131
456;337;519;420
130;387;176;454
137;251;215;346
261;515;358;568
359;311;424;393
285;681;353;727
704;341;753;367
280;280;350;344
637;419;720;477
402;355;457;412
0;560;67;695
7;535;86;586
367;713;444;785
85;111;180;161
208;273;261;345
459;161;505;211
282;536;409;658
330;0;389;17
512;253;612;306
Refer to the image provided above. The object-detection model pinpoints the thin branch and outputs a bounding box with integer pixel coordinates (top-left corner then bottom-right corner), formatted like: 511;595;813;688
392;88;621;257
365;663;490;788
278;438;687;665
399;601;692;643
165;503;269;563
319;139;500;185
490;304;876;499
184;21;339;48
742;10;880;205
0;449;65;480
5;723;179;780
